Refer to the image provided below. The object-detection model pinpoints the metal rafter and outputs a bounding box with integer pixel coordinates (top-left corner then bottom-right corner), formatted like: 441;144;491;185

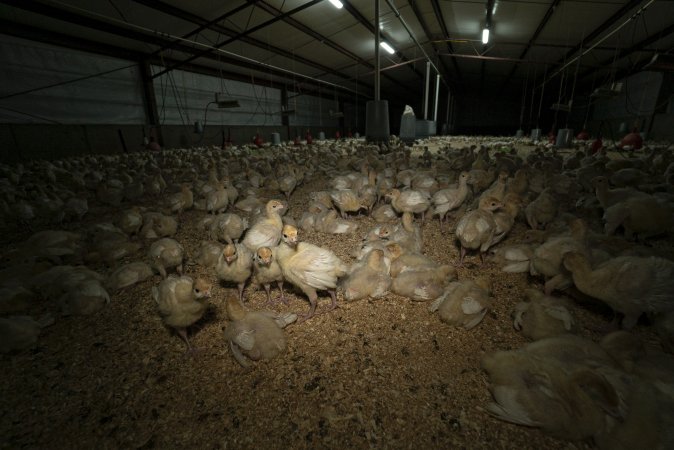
539;0;645;87
407;0;454;87
131;0;373;93
151;0;323;79
0;17;371;107
0;18;271;90
254;0;418;97
498;0;561;91
340;0;422;80
576;22;674;90
429;0;462;79
142;0;256;57
0;0;369;101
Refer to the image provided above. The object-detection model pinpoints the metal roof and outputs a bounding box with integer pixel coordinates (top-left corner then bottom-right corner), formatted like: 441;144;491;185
2;0;673;106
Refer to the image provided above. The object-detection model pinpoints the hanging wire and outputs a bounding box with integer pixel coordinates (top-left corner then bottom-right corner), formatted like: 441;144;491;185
536;65;547;129
318;84;323;129
567;40;584;128
583;71;597;127
0;64;137;101
519;64;530;130
355;62;359;132
528;62;538;130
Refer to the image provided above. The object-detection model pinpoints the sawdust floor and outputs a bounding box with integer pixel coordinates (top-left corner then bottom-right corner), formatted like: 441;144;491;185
1;174;668;450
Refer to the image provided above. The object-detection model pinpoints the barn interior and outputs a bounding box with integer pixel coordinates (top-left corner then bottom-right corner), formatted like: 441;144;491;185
2;1;674;449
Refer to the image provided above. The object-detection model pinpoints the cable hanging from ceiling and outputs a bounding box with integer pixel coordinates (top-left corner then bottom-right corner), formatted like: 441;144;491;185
42;0;363;98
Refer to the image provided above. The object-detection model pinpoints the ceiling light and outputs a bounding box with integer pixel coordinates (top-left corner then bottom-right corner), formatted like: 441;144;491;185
328;0;343;8
482;28;490;44
380;42;395;54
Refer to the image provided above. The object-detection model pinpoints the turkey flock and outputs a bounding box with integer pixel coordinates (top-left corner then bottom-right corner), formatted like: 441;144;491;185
1;135;674;448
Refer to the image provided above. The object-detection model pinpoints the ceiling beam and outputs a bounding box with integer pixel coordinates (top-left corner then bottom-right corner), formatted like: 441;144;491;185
254;0;418;98
429;0;462;80
141;0;256;58
539;0;645;87
340;0;423;80
500;0;561;90
0;18;370;106
131;0;373;93
0;18;267;90
0;0;370;100
151;0;323;79
407;0;454;88
575;22;674;91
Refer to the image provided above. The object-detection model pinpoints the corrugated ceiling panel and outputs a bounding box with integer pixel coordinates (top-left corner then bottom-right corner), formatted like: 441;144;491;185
291;2;361;38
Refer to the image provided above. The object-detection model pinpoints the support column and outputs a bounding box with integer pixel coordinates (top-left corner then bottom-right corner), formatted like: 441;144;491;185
423;61;430;120
281;85;290;140
374;0;380;101
366;0;389;143
433;73;440;122
140;60;163;145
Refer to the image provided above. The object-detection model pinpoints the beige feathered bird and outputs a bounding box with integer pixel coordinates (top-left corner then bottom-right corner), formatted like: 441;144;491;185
205;182;229;215
59;278;111;316
489;192;523;247
148;238;184;278
252;246;286;305
563;251;674;329
105;261;153;291
480;171;508;202
431;171;470;228
592;175;647;210
371;204;398;223
455;196;502;266
386;242;436;278
481;337;624;442
603;195;673;241
276;224;348;321
341;249;392;301
385;188;430;222
215;243;253;303
513;289;578;340
525;188;558;230
391;264;456;301
191;240;223;268
167;183;194;214
203;213;247;244
153;275;212;353
429;276;492;329
389;212;423;253
330;189;365;219
315;210;359;234
278;169;298;201
242;199;285;252
115;207;143;236
223;297;297;367
140;212;178;239
530;218;591;295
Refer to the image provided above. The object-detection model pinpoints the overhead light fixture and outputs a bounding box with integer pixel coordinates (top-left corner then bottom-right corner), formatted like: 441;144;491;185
482;28;490;44
380;41;395;54
328;0;343;8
